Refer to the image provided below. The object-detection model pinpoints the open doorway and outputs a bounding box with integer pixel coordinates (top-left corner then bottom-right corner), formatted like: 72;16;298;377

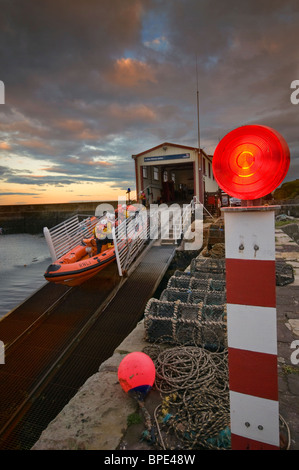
160;162;194;203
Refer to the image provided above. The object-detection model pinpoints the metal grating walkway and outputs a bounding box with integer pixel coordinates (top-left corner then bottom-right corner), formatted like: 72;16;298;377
0;243;176;450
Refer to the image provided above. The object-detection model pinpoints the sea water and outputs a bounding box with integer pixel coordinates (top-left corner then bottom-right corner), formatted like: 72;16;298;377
0;234;51;318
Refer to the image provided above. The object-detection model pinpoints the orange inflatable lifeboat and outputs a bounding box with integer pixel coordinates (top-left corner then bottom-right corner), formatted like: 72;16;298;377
44;241;116;287
44;207;144;287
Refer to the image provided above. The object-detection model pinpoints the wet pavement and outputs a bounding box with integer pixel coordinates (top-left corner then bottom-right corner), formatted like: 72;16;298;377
275;228;299;450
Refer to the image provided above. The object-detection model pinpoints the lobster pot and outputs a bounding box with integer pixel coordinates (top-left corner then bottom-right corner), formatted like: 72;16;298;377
144;299;176;343
144;297;227;351
173;270;225;281
205;291;226;305
209;279;226;291
167;275;226;293
144;257;227;350
167;275;193;289
189;290;210;305
160;288;190;303
160;288;226;305
167;276;209;291
190;277;226;292
190;258;226;275
202;304;227;322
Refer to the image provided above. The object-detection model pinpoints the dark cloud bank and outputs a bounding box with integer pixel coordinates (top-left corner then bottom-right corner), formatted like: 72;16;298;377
0;0;298;200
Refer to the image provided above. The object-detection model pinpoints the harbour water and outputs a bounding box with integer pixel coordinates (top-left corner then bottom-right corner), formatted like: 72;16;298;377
0;233;51;318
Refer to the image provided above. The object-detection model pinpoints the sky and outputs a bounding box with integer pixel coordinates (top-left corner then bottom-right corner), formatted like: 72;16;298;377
0;0;299;205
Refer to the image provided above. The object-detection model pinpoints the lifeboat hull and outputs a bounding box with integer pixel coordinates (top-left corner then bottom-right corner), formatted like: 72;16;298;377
44;244;116;287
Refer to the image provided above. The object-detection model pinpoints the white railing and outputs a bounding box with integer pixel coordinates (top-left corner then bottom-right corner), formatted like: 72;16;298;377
44;199;203;273
112;200;203;276
113;210;155;276
43;215;99;262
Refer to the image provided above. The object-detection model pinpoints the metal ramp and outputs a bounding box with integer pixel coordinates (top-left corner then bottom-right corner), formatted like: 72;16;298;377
113;200;203;276
0;199;202;450
0;238;177;450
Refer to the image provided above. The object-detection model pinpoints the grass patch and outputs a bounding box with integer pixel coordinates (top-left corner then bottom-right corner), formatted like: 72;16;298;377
127;412;142;426
275;220;298;228
282;364;299;375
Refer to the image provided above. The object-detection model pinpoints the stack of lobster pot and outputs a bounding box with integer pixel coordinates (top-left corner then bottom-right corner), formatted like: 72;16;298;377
144;258;227;351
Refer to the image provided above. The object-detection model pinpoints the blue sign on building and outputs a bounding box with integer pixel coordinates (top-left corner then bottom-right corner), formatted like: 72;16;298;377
144;153;190;162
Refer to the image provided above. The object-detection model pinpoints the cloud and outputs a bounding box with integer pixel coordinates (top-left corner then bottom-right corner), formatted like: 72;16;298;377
0;0;298;204
0;142;11;150
107;58;158;87
56;119;86;133
108;103;157;122
144;36;169;51
0;192;39;196
20;139;53;153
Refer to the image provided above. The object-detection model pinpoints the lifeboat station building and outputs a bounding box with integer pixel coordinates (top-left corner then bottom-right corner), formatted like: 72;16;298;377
132;142;219;206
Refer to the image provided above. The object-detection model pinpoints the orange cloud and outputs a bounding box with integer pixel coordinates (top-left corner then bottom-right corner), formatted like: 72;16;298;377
41;159;113;173
109;103;157;122
109;58;157;87
56;119;85;132
87;160;113;167
78;129;99;140
56;119;99;140
21;139;52;151
0;142;11;150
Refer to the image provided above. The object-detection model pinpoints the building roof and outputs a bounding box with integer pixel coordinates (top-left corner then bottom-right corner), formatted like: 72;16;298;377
132;142;212;159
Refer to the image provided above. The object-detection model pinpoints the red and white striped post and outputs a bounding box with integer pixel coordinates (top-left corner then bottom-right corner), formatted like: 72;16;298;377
222;205;280;450
212;124;290;450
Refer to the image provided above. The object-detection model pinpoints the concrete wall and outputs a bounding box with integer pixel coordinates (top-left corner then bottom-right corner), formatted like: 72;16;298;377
203;155;218;193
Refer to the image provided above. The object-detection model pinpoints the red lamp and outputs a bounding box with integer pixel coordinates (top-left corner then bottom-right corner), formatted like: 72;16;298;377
212;125;290;200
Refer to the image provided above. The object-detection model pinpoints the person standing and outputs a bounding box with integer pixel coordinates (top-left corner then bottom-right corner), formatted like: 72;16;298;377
140;191;146;207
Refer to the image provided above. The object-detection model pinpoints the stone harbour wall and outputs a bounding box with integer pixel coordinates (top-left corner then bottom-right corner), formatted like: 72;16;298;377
0;201;118;234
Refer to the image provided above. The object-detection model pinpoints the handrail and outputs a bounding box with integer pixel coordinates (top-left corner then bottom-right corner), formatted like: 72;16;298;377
43;214;99;261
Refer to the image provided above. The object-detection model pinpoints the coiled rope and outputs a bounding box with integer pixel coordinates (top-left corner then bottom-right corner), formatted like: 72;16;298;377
143;344;230;450
141;344;291;450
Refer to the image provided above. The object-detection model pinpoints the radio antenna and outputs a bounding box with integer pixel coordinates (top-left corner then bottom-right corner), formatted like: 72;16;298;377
196;55;204;203
196;55;200;153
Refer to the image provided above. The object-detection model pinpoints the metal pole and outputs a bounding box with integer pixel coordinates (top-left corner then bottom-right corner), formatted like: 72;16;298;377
43;227;57;262
112;227;123;277
196;56;204;204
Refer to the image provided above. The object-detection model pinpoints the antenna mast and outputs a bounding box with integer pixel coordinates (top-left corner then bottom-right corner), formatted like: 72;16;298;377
196;55;200;153
196;55;204;203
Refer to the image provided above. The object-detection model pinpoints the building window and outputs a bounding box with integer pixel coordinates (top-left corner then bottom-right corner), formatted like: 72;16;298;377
208;162;211;178
153;167;159;181
143;166;148;179
203;158;206;175
171;172;175;183
163;170;168;182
